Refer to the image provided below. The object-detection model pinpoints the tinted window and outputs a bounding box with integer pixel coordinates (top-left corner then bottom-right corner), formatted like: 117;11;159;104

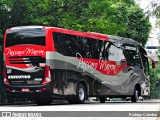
6;28;45;47
53;32;85;57
53;32;109;59
123;45;142;67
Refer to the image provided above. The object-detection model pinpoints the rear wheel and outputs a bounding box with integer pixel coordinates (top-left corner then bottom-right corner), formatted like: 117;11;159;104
35;98;52;105
7;97;15;103
99;97;105;103
68;84;86;104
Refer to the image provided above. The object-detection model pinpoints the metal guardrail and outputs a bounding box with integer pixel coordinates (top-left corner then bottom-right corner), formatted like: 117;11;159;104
151;89;160;99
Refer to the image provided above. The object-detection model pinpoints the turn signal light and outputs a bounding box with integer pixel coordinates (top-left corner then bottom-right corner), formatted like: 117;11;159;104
3;67;10;85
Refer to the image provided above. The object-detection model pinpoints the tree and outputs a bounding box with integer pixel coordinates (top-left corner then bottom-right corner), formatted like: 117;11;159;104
0;0;151;45
0;0;12;38
77;0;128;35
118;4;151;46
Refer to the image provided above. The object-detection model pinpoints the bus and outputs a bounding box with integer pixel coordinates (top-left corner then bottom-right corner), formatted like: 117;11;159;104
3;26;155;105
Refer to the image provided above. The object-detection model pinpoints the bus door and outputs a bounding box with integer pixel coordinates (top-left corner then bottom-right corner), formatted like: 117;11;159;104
138;46;150;96
122;44;143;93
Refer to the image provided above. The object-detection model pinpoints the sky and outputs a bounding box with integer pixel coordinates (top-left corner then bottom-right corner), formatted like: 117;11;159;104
135;0;160;47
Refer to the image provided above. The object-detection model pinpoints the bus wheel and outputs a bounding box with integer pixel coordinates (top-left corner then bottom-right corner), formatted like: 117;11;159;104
68;84;86;104
7;97;15;103
131;88;139;102
35;98;52;105
99;97;105;103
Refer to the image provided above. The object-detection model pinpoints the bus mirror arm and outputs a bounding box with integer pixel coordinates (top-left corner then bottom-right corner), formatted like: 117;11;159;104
144;54;156;69
121;59;127;64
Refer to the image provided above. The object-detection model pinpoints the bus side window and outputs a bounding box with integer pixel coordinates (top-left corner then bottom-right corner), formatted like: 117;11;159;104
108;43;125;62
98;41;109;60
53;33;65;55
53;32;86;57
108;45;118;61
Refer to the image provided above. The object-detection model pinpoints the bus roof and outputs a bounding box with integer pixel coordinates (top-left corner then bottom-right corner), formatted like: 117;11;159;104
8;26;139;45
86;32;139;46
46;26;109;41
108;35;139;45
10;26;44;31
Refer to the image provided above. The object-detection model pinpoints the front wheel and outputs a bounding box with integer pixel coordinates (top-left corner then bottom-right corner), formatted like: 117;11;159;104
131;89;139;102
68;84;86;104
99;97;105;103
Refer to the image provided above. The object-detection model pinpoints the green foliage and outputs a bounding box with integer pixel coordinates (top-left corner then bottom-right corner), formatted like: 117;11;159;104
154;5;160;27
150;58;160;89
157;47;160;53
0;0;151;45
150;65;158;88
118;4;151;46
80;0;128;35
0;0;12;37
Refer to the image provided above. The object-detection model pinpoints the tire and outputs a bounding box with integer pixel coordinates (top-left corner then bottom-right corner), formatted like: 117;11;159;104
7;98;15;103
35;98;52;105
68;84;86;104
99;97;105;103
131;88;139;102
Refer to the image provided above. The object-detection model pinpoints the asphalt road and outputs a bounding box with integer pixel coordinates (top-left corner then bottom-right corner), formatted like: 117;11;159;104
0;100;160;120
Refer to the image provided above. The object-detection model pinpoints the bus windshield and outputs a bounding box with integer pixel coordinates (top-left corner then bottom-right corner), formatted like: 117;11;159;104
6;28;45;47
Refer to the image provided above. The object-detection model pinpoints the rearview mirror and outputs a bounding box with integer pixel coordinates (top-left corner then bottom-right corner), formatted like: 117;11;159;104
143;54;156;69
152;62;155;69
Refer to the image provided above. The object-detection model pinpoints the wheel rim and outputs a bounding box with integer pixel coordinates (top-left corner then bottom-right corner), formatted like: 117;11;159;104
79;88;85;101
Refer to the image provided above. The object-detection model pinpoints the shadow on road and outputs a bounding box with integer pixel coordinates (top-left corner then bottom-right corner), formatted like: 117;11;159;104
1;100;160;107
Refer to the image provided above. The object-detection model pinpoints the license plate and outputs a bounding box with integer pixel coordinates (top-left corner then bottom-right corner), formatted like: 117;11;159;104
39;63;45;67
21;88;30;92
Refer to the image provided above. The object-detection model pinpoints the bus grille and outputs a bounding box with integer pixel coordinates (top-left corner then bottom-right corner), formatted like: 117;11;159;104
8;56;45;65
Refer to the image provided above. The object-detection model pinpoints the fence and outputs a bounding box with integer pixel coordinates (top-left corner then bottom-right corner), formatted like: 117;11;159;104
150;81;160;99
